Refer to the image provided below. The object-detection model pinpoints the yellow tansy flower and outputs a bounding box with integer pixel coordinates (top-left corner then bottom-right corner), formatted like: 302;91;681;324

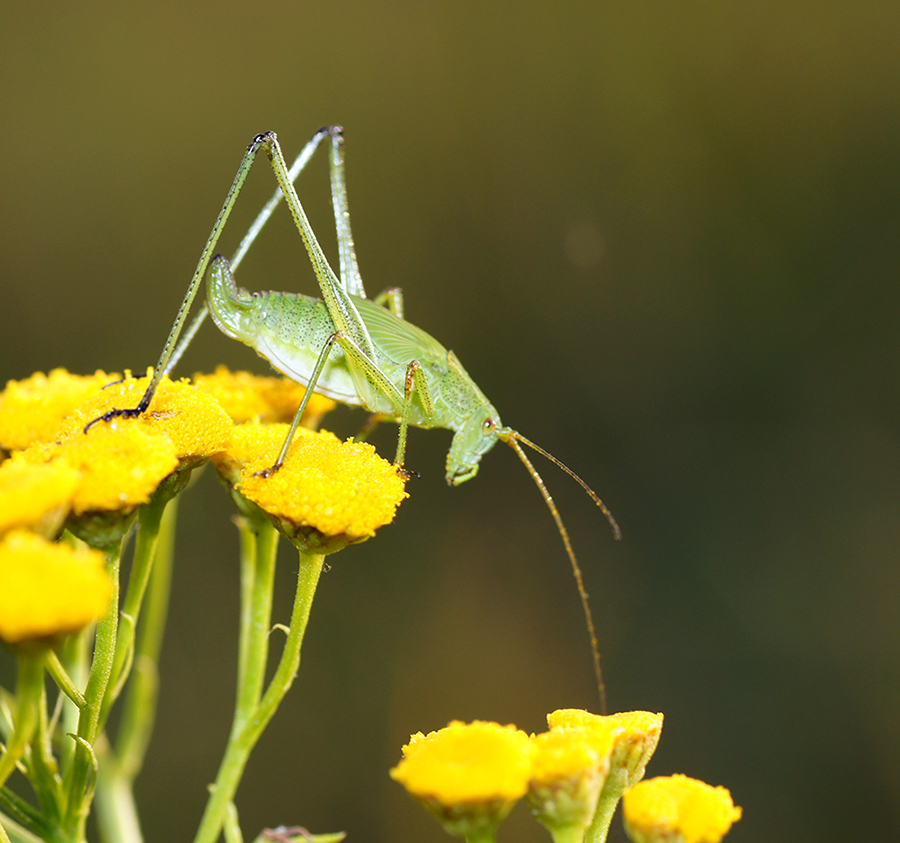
528;725;619;840
548;709;663;792
0;455;80;537
192;366;335;427
0;531;112;645
58;370;233;462
23;426;179;516
391;721;534;839
215;421;407;547
622;774;742;843
0;369;117;451
548;709;664;843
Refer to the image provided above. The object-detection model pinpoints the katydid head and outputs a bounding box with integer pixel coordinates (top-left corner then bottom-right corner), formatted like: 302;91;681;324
445;404;504;485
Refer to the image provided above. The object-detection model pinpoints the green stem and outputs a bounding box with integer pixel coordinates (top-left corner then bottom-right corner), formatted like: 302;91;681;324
94;499;178;843
101;493;170;726
0;655;45;789
63;545;122;842
112;498;177;781
57;629;90;783
549;826;589;843
192;550;325;843
583;786;621;843
234;521;279;727
26;668;64;827
464;829;498;843
0;782;54;838
222;803;242;843
93;750;142;843
0;815;45;843
44;652;85;710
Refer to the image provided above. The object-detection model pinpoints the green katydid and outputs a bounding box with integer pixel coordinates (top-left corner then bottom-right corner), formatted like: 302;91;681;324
88;128;620;706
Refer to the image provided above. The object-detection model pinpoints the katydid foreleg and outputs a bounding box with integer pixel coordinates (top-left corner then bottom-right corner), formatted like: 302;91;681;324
263;331;432;475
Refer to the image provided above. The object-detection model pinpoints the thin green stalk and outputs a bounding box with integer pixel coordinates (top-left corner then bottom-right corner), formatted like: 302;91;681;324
111;498;178;781
0;783;53;837
464;830;498;843
25;672;63;827
93;749;142;843
44;652;85;710
0;654;45;790
94;499;179;843
0;813;45;843
235;520;258;700
101;493;170;725
57;629;90;782
235;521;279;726
192;550;325;843
548;827;588;843
63;546;122;842
222;803;242;843
583;787;620;843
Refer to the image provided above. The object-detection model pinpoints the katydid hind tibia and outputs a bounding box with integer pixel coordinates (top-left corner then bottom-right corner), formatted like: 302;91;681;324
87;128;621;707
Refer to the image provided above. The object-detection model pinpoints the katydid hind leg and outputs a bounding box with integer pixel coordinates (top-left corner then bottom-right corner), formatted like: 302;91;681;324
88;130;363;430
167;129;337;377
86;135;273;430
258;134;377;362
326;127;366;299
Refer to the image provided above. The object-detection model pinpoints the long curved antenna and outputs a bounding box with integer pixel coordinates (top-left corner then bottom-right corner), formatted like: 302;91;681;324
499;428;620;713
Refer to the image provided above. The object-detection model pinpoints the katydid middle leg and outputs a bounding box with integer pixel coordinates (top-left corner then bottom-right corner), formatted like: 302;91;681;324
267;331;433;474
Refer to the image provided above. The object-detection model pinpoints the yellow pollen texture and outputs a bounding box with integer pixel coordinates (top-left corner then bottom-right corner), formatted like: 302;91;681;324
224;422;407;540
623;774;742;843
0;531;112;644
391;721;534;805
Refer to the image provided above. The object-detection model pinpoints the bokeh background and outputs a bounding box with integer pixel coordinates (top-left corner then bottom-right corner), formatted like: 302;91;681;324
2;3;899;841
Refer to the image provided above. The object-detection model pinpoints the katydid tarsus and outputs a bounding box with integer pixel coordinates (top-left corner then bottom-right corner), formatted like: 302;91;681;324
87;128;621;707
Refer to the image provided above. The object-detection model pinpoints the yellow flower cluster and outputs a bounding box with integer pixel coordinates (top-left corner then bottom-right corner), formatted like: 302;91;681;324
0;369;115;451
623;774;742;843
549;708;664;795
391;721;533;839
56;369;233;462
0;370;232;538
214;421;408;546
0;531;111;645
0;457;80;536
395;721;533;804
193;365;335;427
26;426;180;515
1;367;405;539
392;710;739;843
0;366;407;640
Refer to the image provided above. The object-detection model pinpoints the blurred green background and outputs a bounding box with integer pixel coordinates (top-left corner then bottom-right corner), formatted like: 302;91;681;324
2;2;899;841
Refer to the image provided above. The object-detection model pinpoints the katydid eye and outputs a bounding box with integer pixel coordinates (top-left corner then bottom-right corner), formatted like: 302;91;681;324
482;417;497;434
